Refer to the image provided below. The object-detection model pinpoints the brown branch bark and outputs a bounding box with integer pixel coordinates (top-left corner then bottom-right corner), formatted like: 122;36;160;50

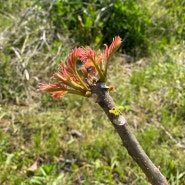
92;82;169;185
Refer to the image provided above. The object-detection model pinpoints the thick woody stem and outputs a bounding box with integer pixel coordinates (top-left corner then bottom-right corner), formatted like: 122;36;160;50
91;82;169;185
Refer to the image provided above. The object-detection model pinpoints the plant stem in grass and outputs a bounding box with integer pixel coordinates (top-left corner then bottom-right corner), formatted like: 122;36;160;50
91;82;169;185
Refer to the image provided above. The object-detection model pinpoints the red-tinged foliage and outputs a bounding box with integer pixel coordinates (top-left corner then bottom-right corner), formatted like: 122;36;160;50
38;83;67;92
80;48;104;67
51;91;67;99
104;36;122;60
67;47;83;73
39;36;122;98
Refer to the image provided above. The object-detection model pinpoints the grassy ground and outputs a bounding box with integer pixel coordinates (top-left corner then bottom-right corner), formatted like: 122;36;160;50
0;0;185;184
1;51;185;184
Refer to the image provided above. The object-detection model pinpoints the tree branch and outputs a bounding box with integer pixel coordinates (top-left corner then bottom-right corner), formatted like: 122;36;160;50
91;82;169;185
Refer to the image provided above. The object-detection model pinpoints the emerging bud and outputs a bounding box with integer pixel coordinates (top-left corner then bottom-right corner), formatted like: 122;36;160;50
38;36;122;98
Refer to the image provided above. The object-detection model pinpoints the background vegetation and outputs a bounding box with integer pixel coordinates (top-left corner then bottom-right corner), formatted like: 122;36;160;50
0;0;185;184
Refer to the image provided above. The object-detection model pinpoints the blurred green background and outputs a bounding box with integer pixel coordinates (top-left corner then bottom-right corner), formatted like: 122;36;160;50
0;0;185;184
